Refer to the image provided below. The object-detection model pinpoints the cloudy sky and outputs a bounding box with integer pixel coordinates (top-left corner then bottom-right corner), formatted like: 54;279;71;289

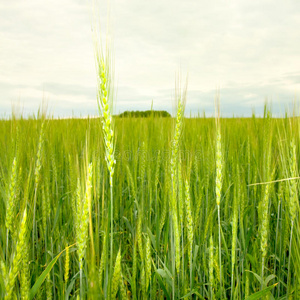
0;0;299;117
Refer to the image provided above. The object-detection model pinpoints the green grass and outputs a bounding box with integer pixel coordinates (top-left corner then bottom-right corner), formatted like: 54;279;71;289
0;111;299;299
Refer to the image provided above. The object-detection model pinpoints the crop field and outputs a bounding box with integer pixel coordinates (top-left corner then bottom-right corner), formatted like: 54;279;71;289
0;105;300;299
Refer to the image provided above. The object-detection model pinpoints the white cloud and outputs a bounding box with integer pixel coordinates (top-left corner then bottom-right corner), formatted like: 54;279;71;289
0;0;299;117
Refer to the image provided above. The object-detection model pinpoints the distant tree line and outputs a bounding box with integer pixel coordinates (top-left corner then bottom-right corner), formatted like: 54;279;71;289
118;110;171;118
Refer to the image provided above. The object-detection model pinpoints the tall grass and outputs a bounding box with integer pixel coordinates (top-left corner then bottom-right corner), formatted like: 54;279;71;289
0;105;299;299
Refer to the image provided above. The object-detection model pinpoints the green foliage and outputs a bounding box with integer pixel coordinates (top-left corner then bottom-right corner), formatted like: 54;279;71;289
0;111;299;299
118;110;171;118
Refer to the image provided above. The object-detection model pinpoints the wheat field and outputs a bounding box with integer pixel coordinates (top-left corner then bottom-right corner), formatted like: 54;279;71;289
0;103;299;299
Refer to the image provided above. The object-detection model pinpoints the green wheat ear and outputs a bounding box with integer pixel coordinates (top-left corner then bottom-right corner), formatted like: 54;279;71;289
145;235;152;290
288;139;298;223
5;208;28;300
75;162;93;299
34;121;45;189
6;157;18;236
95;54;116;183
286;138;298;297
111;248;122;299
20;238;30;300
64;244;70;284
77;162;93;268
215;127;223;207
184;178;194;268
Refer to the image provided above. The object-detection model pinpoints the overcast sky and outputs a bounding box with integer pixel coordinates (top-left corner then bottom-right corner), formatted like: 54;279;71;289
0;0;299;118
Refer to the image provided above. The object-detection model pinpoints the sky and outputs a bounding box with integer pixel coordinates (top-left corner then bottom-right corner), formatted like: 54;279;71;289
0;0;300;118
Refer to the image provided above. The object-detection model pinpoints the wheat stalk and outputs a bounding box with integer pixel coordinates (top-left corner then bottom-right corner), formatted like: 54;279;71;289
209;234;215;300
94;36;116;297
170;90;186;277
76;163;93;298
215;94;223;295
99;230;107;288
230;167;239;300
